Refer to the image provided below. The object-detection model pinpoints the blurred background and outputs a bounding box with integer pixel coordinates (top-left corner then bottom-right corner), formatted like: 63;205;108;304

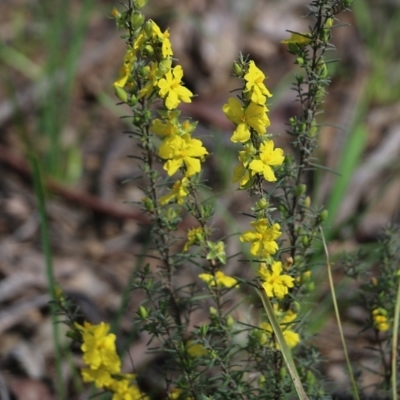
0;0;400;398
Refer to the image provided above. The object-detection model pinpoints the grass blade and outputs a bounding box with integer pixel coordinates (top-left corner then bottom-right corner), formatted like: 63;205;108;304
392;275;400;400
319;226;360;400
258;289;309;400
30;154;66;400
324;123;367;235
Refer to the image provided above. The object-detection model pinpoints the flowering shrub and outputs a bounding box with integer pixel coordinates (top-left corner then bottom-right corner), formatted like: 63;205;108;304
52;0;400;399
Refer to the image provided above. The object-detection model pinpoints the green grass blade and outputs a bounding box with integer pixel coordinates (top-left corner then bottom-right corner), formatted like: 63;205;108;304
30;154;66;400
0;44;42;79
39;0;94;180
325;123;367;235
320;227;360;400
258;289;309;400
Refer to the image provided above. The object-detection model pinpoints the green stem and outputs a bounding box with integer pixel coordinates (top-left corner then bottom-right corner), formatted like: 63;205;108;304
391;274;400;400
319;226;360;400
30;154;65;400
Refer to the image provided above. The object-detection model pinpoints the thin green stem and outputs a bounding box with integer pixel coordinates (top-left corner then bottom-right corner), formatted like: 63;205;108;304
319;226;360;400
30;154;66;400
391;275;400;400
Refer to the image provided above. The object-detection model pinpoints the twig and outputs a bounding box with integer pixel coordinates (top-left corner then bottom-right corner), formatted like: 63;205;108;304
0;143;149;223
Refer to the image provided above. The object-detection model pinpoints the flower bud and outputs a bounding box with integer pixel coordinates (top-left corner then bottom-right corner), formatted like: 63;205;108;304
309;119;318;137
319;209;328;222
134;0;148;9
226;315;235;328
138;305;148;319
233;61;243;77
129;94;138;107
130;12;145;29
114;85;128;103
143;20;153;36
295;184;306;197
142;197;154;212
258;332;267;346
304;196;311;208
374;308;388;317
370;277;378;286
133;115;142;126
325;18;334;28
164;208;178;223
292;301;301;313
158;59;172;76
143;110;152;122
302;235;310;246
143;44;154;57
285;257;293;269
256;198;269;210
111;8;121;19
296;57;304;65
209;306;218;316
139;66;148;78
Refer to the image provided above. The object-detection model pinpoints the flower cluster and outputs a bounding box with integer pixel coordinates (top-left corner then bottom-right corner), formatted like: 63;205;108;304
112;4;232;294
372;308;391;332
112;10;208;199
258;262;294;299
224;59;299;349
75;321;147;399
259;308;300;349
223;60;284;188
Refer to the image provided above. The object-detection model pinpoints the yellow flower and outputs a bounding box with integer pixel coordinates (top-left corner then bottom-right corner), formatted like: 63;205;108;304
150;118;179;138
159;178;189;205
158;65;193;110
249;141;284;182
114;49;135;88
139;60;171;98
260;309;300;348
133;31;147;54
180;119;198;135
111;8;121;19
281;32;312;45
109;377;148;400
158;134;208;176
198;271;238;288
186;341;208;357
146;20;173;58
168;388;195;400
75;321;121;374
240;219;281;258
258;262;294;299
81;367;114;389
232;164;251;187
232;143;256;187
183;227;204;252
372;309;391;332
222;98;270;143
244;61;272;105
